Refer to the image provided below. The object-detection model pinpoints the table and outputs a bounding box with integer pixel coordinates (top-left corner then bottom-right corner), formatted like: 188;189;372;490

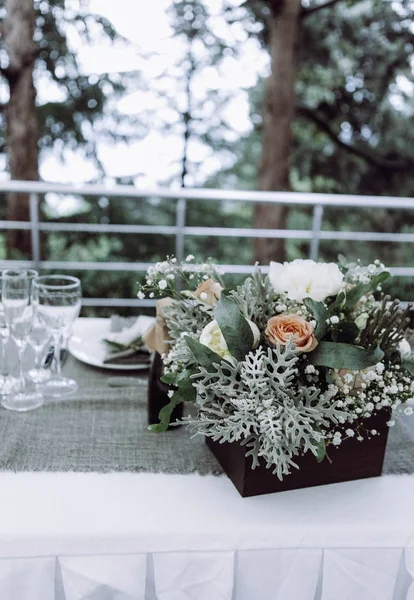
0;330;414;599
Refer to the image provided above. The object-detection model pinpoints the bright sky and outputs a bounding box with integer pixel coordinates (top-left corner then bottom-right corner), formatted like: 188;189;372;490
39;0;268;197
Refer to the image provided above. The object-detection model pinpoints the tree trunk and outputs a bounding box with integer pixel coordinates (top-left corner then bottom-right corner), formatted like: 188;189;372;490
4;0;39;259
254;0;301;264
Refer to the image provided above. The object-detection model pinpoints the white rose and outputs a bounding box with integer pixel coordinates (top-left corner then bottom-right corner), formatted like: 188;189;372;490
398;338;412;360
199;318;260;359
268;259;343;302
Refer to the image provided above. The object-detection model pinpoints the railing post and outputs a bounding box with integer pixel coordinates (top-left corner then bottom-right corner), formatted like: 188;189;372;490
310;204;324;261
175;198;187;263
29;193;41;271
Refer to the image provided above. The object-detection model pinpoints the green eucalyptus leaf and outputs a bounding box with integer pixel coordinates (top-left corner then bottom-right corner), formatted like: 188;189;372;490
160;368;196;386
160;371;178;385
308;341;384;370
149;378;197;433
337;255;348;270
327;292;345;315
185;336;223;369
303;298;328;340
336;321;360;344
214;295;253;361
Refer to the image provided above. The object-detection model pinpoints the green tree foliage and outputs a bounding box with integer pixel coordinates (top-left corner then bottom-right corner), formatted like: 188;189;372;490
0;0;145;176
215;0;414;296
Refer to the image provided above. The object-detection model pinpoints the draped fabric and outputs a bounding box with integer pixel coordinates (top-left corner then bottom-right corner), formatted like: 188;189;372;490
0;549;411;600
0;471;413;599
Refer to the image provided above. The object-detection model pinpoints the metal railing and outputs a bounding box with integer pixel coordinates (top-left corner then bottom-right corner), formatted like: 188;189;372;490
1;180;414;307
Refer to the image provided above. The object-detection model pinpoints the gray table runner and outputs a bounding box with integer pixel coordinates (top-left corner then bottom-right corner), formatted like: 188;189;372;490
0;354;412;475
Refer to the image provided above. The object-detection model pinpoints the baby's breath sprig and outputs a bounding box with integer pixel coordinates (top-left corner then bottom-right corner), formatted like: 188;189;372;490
137;255;224;301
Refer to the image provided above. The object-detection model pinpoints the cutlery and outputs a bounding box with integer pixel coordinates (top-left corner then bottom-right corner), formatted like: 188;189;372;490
107;377;146;387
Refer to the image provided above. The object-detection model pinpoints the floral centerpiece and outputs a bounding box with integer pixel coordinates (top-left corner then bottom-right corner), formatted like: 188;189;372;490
140;255;414;494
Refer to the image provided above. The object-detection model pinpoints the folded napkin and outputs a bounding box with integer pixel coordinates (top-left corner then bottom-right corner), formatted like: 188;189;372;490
103;315;156;365
105;315;155;346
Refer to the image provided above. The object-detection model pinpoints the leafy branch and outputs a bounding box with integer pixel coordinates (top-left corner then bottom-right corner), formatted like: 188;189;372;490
296;102;414;171
301;0;343;19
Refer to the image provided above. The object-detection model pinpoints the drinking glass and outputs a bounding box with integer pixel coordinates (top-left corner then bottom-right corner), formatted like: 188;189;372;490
33;275;81;398
1;269;44;411
26;317;52;383
0;305;18;396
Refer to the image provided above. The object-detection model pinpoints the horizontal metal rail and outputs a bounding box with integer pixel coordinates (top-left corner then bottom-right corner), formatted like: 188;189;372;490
1;179;414;209
0;180;414;307
1;258;413;278
2;221;414;243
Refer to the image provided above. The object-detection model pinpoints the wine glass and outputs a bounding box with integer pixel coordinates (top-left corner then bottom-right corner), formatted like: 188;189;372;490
0;304;19;396
1;269;44;411
33;275;81;398
26;317;52;383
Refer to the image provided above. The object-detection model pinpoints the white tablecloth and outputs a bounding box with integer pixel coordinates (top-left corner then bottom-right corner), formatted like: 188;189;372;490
0;471;414;599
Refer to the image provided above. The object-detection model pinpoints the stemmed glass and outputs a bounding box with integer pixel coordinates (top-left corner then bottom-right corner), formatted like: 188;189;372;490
1;269;44;411
26;317;52;384
33;275;81;398
0;306;18;396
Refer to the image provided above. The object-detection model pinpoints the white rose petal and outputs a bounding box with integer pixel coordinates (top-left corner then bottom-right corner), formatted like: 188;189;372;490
268;259;343;302
199;317;261;358
199;320;231;360
398;338;412;360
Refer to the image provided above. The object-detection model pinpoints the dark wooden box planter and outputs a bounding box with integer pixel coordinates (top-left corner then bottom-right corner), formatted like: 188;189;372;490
206;409;391;497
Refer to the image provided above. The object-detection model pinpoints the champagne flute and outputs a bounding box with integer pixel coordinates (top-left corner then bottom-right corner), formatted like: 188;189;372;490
1;269;44;411
26;317;52;383
33;275;81;398
0;305;18;396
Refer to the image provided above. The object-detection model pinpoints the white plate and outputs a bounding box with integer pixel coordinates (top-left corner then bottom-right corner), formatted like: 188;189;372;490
68;318;149;371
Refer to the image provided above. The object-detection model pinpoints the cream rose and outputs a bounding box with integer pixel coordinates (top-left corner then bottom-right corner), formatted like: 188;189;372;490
398;338;412;360
199;318;260;359
268;259;343;302
265;314;318;353
193;278;223;305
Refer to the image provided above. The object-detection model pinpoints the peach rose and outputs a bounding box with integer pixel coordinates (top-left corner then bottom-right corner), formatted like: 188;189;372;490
265;314;318;353
193;278;223;305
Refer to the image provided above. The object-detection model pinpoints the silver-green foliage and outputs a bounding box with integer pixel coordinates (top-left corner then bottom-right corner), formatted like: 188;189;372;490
163;299;213;341
184;338;347;479
229;267;279;330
